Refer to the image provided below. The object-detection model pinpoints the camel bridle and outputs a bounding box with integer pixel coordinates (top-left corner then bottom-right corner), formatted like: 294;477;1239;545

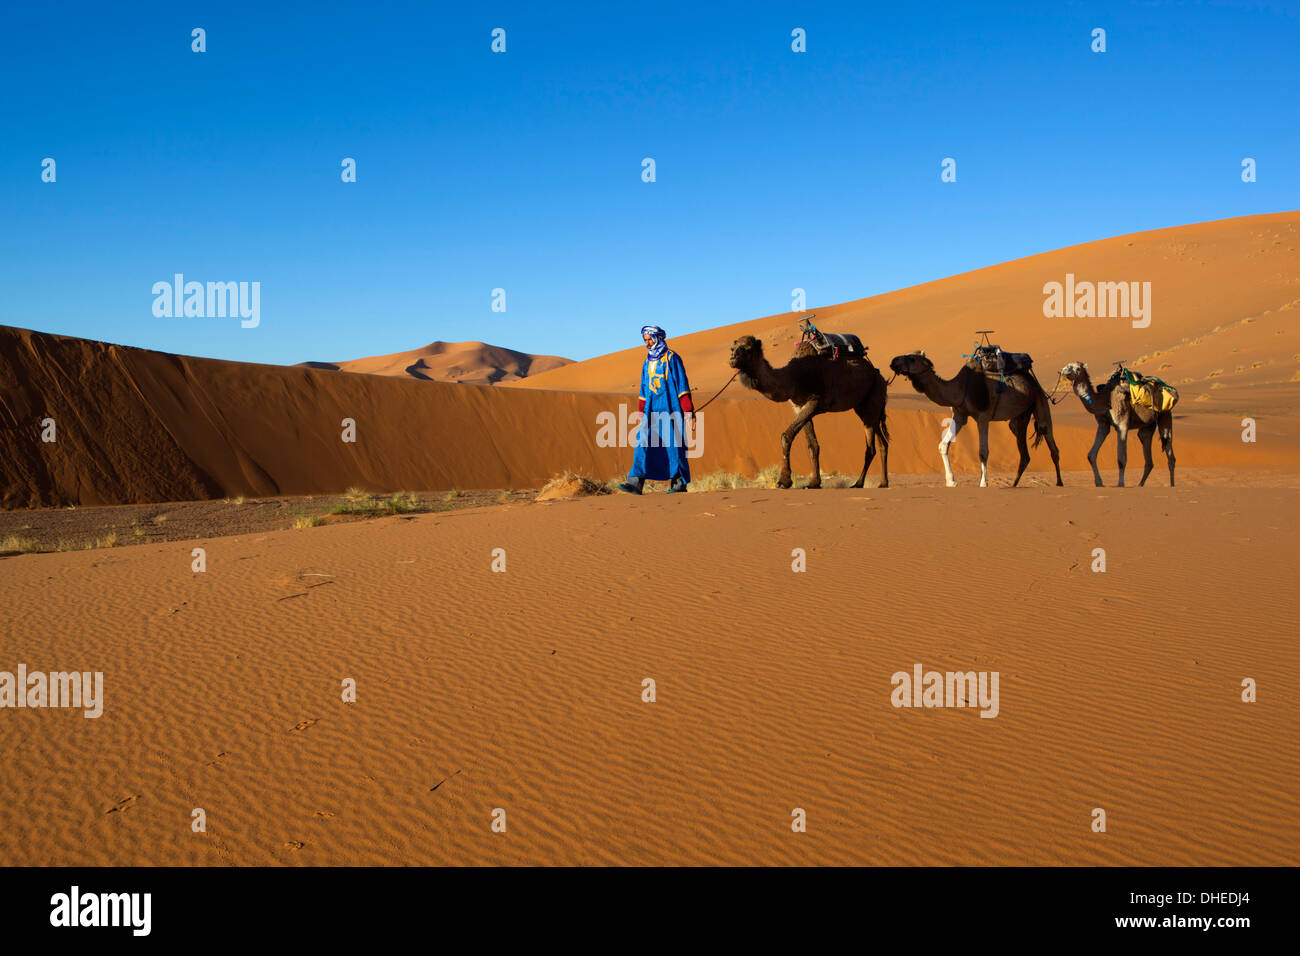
1047;372;1070;406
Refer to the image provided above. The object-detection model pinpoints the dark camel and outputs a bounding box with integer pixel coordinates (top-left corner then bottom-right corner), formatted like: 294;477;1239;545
728;335;889;489
888;351;1063;487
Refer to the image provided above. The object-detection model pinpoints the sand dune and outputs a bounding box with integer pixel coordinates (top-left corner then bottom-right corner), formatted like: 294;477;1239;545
2;212;1298;509
514;211;1300;440
1;481;1294;865
3;324;1287;509
298;340;573;385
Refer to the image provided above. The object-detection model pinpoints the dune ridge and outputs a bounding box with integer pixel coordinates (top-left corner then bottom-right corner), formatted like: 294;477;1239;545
514;211;1300;433
298;340;573;385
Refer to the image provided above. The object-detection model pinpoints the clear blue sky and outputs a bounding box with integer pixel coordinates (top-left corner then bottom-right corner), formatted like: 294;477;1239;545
2;1;1297;366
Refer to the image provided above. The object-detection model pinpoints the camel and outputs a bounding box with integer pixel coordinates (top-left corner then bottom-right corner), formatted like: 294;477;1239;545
1059;362;1175;487
888;351;1062;487
728;335;889;489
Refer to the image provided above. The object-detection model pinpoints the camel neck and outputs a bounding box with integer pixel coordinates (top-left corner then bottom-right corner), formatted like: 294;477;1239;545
741;356;789;401
1073;377;1098;409
917;367;966;405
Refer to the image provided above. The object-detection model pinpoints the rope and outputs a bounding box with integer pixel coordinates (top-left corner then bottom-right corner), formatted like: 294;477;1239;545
691;371;739;413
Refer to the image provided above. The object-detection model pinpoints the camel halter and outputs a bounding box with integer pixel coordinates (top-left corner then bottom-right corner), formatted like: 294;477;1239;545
1046;372;1069;405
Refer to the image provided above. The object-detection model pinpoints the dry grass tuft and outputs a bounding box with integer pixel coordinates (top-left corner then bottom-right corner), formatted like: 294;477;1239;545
537;473;612;501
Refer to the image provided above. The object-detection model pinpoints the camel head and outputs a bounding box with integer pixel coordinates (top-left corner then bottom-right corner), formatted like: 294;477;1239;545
1059;361;1090;382
889;350;932;379
729;335;764;371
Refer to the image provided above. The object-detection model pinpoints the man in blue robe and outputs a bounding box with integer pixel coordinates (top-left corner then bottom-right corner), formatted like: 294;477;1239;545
618;326;694;494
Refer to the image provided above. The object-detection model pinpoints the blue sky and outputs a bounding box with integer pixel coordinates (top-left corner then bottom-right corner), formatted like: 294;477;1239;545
2;1;1297;366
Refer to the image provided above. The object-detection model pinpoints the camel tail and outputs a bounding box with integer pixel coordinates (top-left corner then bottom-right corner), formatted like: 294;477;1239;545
1030;386;1051;449
877;410;890;444
1021;370;1052;448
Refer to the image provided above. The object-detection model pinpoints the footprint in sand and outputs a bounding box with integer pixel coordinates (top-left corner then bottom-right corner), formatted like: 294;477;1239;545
284;841;305;850
105;794;141;814
314;810;335;818
290;718;320;733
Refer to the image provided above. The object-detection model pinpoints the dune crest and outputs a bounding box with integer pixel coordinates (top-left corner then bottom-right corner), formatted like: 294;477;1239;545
298;340;573;385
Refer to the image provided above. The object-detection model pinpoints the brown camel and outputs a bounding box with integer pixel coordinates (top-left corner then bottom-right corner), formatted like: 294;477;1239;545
728;335;889;489
888;351;1062;487
1059;362;1175;487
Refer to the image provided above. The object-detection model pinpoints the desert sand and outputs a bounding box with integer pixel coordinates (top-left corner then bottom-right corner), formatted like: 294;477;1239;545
0;477;1295;865
1;212;1298;866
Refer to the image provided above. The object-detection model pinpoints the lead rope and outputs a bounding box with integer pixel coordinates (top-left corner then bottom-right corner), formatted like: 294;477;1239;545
691;371;739;413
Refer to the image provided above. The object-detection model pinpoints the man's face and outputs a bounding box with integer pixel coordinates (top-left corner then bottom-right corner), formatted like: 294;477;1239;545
643;332;655;348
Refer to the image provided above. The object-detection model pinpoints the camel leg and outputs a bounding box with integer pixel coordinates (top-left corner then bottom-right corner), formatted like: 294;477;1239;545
1010;414;1031;487
1160;413;1176;486
938;411;967;487
850;404;878;488
977;417;991;488
803;418;822;489
1037;394;1064;486
875;421;889;489
1137;425;1156;487
1087;420;1110;487
779;402;817;489
1114;420;1129;487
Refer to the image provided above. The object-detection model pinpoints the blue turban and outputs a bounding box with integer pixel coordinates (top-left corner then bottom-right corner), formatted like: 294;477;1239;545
641;325;667;359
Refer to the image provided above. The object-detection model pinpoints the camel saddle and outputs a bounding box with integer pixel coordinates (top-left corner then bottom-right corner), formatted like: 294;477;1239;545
1113;366;1179;412
972;345;1033;377
798;316;865;361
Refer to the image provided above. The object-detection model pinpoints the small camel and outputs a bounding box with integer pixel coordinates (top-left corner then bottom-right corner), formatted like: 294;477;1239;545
728;335;889;489
889;351;1062;487
1059;362;1175;487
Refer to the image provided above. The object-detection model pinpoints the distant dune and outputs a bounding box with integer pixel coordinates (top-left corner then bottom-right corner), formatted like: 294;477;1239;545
297;340;573;385
2;211;1298;508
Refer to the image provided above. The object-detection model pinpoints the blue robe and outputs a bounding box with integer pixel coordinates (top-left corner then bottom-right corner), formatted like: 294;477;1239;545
630;349;692;483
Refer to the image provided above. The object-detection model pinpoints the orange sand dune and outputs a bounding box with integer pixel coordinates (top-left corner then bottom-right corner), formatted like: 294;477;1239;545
3;324;1289;509
515;211;1300;442
298;340;573;385
1;481;1295;865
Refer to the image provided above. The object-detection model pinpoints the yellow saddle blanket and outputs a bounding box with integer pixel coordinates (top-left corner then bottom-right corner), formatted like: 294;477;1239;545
1126;376;1179;412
